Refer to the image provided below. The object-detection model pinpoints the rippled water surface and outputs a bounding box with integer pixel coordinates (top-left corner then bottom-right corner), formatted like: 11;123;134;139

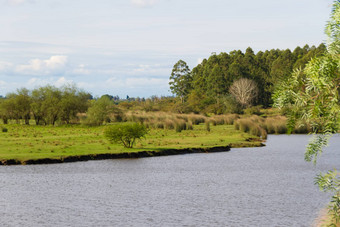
1;134;339;226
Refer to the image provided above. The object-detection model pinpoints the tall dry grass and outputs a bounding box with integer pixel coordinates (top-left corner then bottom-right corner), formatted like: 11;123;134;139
234;118;267;139
123;111;207;132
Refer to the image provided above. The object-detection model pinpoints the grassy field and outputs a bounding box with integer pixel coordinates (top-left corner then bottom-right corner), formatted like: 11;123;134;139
0;123;261;163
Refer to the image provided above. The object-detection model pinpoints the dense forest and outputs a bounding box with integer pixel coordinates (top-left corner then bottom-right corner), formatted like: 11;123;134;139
169;44;326;113
0;44;326;125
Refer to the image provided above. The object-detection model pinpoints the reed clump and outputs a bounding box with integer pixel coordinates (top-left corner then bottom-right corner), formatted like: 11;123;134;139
261;116;287;134
210;114;239;125
175;119;187;132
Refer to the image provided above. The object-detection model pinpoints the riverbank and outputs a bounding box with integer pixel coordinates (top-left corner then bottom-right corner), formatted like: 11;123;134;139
0;124;264;165
0;143;265;165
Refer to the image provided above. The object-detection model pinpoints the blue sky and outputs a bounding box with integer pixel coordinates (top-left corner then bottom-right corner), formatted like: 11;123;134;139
0;0;333;98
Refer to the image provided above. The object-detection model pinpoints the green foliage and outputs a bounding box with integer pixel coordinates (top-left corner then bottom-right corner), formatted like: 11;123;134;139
305;134;330;164
169;60;192;102
243;105;262;115
104;123;147;148
2;127;8;132
0;84;91;126
189;44;326;109
315;170;340;226
83;96;115;126
273;1;340;225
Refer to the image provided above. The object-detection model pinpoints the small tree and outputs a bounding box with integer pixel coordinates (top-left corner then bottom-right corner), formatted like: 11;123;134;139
229;78;258;108
104;123;147;148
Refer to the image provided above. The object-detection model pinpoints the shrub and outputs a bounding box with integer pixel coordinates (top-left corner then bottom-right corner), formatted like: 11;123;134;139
2;127;8;133
104;123;147;148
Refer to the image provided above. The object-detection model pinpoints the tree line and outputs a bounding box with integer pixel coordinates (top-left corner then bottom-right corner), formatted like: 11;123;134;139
169;44;326;114
0;85;91;125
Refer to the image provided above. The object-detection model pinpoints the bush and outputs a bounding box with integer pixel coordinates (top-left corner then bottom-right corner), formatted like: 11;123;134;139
2;127;8;133
104;123;147;148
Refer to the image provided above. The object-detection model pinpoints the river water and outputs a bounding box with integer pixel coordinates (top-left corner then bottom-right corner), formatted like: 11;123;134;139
0;134;339;227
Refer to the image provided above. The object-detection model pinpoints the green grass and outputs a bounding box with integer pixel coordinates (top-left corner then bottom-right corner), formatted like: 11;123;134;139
0;123;261;162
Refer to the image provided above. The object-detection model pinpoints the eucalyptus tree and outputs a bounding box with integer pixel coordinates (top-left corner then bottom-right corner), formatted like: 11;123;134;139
169;60;192;103
273;1;340;224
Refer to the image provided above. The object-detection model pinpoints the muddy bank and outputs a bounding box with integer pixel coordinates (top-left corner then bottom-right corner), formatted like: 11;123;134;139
0;142;265;166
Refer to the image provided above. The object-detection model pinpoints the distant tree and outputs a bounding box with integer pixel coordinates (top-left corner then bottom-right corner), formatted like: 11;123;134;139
0;89;31;124
84;96;115;126
169;60;192;102
14;88;31;125
59;85;90;124
229;78;258;108
0;97;14;124
104;123;147;148
30;85;62;125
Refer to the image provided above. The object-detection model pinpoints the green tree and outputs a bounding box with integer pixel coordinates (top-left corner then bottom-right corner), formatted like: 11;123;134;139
104;123;147;148
31;85;62;125
84;95;115;126
273;1;340;224
169;60;192;103
59;85;90;124
207;64;226;98
15;88;31;125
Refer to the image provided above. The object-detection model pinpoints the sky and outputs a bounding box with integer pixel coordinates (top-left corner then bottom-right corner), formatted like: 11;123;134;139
0;0;333;98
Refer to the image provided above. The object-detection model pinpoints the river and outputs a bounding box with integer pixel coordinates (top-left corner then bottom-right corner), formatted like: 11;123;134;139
0;134;339;226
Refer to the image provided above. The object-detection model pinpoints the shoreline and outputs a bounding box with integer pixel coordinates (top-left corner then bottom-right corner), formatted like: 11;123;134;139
0;142;264;166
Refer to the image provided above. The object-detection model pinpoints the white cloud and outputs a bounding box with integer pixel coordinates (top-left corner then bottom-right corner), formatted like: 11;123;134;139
131;0;158;8
55;76;73;87
25;76;73;88
0;61;13;71
72;64;90;75
16;55;68;75
4;0;33;5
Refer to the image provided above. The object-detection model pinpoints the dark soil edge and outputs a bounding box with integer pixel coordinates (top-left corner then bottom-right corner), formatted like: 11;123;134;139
0;142;265;166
